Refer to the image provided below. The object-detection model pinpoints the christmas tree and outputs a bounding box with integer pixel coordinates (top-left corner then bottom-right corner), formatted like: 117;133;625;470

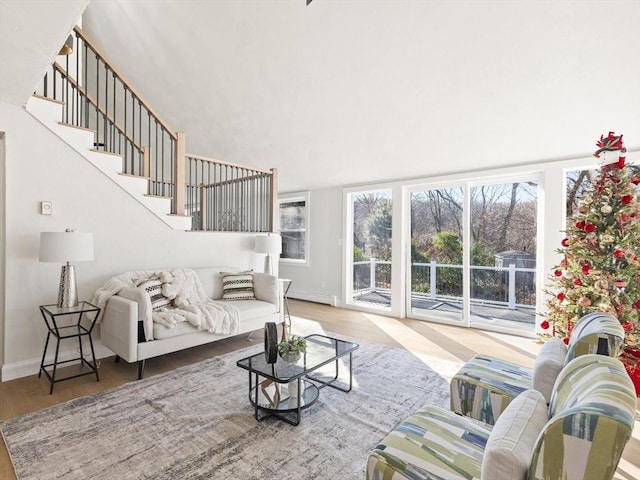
541;132;640;369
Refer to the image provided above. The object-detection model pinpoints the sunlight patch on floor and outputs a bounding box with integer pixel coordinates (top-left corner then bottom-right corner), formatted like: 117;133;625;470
364;313;462;364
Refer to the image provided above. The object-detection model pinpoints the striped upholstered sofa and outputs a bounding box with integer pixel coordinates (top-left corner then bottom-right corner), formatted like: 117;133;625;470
366;354;636;480
449;312;625;425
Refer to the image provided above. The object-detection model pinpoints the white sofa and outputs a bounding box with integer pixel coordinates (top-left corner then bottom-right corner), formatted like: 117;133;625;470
98;267;281;379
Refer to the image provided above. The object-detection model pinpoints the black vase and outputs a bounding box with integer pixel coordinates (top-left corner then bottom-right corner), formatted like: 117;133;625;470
264;322;278;364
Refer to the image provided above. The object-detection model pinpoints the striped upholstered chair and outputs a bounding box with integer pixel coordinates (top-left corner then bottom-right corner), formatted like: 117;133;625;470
366;354;635;480
449;312;625;425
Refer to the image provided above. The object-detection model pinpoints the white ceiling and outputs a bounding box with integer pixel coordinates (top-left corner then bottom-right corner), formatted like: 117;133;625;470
3;1;640;193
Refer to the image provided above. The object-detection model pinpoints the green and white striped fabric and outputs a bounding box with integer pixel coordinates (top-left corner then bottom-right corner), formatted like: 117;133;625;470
532;355;636;480
450;312;625;424
367;354;635;480
450;355;531;425
366;404;489;480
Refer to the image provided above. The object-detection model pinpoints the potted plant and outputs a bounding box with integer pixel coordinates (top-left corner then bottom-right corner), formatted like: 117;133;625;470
278;336;307;364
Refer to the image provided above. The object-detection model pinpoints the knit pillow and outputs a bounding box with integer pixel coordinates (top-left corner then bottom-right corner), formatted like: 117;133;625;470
221;271;255;300
137;278;172;311
481;389;548;480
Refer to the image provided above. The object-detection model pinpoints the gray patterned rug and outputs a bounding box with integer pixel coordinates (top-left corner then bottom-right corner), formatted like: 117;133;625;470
1;342;460;480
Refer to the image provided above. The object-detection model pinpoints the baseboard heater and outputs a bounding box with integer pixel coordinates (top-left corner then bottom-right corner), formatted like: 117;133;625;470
288;290;337;307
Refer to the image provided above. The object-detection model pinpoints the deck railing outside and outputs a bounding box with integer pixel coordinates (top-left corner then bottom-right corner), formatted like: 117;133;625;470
34;26;276;231
353;258;536;309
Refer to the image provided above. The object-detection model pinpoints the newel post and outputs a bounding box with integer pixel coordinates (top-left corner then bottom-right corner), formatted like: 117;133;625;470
173;132;186;216
269;168;278;232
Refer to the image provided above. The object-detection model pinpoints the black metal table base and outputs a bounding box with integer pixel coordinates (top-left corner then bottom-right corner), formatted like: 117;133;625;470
38;303;100;394
247;350;354;426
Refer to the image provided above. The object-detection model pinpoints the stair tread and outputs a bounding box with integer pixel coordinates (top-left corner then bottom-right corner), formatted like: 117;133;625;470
58;121;94;133
90;149;122;157
32;94;64;105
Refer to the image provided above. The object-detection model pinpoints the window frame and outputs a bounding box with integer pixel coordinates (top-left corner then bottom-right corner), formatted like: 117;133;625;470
278;191;310;266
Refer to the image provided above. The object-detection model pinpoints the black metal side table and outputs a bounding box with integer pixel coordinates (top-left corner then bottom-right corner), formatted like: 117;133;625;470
38;301;101;394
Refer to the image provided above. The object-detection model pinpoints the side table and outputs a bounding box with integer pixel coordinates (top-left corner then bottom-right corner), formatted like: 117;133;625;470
38;301;101;394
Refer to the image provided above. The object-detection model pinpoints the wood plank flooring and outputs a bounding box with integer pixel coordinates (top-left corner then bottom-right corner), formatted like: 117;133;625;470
1;300;638;479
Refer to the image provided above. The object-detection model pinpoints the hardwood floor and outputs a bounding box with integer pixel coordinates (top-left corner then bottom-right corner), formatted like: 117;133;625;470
1;300;638;479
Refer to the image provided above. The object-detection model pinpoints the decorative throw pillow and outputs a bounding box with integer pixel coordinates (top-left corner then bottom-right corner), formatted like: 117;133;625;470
481;389;548;480
532;337;567;403
137;278;172;311
221;271;255;300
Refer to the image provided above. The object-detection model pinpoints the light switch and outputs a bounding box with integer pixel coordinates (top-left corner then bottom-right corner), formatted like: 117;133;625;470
41;201;52;215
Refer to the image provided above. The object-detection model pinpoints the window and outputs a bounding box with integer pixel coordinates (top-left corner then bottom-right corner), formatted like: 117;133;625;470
279;193;309;264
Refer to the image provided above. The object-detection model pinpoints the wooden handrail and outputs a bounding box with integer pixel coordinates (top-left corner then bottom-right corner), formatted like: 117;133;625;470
192;172;271;189
73;26;177;142
185;152;273;175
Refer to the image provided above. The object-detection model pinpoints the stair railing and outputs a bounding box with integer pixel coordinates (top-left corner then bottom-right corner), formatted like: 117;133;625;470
34;26;276;232
185;154;276;232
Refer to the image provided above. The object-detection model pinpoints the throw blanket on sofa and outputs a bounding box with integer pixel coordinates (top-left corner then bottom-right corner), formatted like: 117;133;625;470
92;268;239;341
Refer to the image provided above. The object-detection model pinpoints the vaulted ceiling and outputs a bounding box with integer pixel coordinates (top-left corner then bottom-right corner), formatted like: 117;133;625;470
2;1;640;192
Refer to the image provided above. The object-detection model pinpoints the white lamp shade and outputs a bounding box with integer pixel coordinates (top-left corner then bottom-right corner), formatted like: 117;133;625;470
255;234;282;255
39;231;94;262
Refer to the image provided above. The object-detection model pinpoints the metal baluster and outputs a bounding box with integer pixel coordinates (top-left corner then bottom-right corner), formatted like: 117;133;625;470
103;63;108;150
75;32;80;127
95;54;100;148
64;55;69;123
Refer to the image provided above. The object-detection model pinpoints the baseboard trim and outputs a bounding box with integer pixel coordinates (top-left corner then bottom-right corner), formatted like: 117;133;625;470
1;342;113;382
288;290;337;307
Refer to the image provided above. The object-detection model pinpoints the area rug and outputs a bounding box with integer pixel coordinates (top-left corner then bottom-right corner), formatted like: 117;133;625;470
1;342;461;480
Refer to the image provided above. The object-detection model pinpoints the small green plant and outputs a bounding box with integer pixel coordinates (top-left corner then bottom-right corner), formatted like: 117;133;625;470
278;336;307;356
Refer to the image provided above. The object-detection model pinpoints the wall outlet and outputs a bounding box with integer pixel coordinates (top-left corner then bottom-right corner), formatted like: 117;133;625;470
40;201;52;215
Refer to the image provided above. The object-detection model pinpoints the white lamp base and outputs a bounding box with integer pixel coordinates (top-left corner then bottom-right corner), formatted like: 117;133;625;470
264;255;273;276
57;263;78;308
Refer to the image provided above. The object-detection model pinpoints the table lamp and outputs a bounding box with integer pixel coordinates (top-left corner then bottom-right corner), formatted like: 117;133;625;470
39;230;94;308
255;234;282;275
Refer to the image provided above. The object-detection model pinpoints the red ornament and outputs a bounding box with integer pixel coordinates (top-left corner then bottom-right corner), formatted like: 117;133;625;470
581;265;591;274
562;337;570;345
635;300;640;308
540;320;550;330
561;238;569;247
573;278;583;286
554;270;563;277
622;322;634;332
576;220;586;230
613;250;625;258
557;292;565;301
584;223;596;233
622;195;633;204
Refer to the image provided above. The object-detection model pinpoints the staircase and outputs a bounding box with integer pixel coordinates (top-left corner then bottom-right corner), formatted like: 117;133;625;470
30;25;277;233
26;94;193;230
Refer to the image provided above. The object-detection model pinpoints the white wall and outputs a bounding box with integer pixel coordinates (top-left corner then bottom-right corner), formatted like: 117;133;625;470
279;187;342;306
0;101;267;380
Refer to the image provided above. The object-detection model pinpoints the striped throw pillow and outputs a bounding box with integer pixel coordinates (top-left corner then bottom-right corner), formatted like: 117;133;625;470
221;272;255;300
137;278;172;311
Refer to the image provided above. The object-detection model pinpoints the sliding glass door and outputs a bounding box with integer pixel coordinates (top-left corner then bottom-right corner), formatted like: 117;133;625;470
408;177;539;334
347;189;393;311
468;181;538;331
409;185;465;323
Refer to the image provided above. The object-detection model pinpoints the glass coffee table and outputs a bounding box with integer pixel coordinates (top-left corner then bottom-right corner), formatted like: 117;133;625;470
236;334;359;425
